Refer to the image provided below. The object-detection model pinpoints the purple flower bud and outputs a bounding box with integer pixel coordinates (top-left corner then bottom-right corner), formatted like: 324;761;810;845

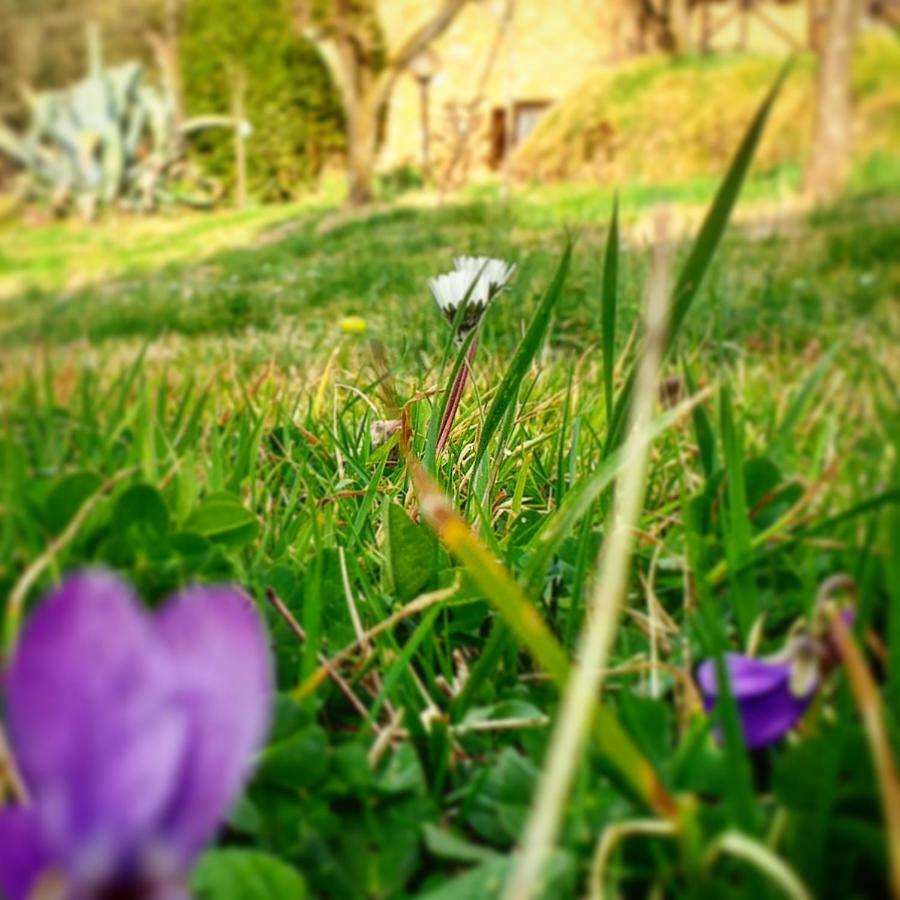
0;570;272;900
696;653;817;749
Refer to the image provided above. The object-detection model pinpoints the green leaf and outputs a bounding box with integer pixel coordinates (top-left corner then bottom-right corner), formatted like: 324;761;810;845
471;240;572;477
464;748;539;844
684;491;760;834
257;725;330;790
671;69;789;340
422;823;501;864
376;742;427;796
44;472;102;534
185;491;259;549
190;848;307;900
383;499;437;601
370;606;441;722
112;483;169;537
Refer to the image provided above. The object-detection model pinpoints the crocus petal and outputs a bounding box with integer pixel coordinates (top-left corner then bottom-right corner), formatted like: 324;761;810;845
5;571;188;878
736;682;813;749
0;808;52;900
697;653;815;749
697;653;789;700
153;586;272;863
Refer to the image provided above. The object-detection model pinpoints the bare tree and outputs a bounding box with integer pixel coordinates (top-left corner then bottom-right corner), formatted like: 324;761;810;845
805;0;860;204
302;0;473;205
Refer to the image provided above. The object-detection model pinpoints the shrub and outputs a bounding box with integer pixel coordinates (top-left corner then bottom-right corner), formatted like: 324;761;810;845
180;0;344;202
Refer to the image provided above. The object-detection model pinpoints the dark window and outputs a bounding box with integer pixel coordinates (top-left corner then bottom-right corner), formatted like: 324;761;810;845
512;100;552;147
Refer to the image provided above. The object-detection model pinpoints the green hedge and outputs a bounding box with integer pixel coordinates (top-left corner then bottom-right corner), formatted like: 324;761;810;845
180;0;344;202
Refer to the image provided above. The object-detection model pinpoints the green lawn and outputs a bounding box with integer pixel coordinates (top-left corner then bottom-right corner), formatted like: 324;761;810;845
1;165;898;896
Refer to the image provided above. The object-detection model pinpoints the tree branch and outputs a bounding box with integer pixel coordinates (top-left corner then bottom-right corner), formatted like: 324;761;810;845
388;0;471;71
373;0;472;110
305;28;357;112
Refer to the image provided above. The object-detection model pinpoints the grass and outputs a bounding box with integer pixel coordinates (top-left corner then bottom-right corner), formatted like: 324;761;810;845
1;115;899;898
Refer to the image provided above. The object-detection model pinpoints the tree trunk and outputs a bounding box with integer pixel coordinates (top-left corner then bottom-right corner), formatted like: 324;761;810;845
345;94;379;206
307;0;473;206
805;0;859;204
669;0;691;52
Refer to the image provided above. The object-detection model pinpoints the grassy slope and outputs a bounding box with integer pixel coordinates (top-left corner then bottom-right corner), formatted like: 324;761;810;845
514;31;900;189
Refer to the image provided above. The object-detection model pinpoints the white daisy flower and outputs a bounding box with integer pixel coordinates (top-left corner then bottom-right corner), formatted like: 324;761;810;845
429;255;516;335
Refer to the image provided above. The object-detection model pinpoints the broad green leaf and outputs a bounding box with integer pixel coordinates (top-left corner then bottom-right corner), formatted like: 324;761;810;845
257;725;330;790
185;491;259;549
112;483;169;537
376;742;427;795
44;472;102;534
383;499;437;601
190;848;307;900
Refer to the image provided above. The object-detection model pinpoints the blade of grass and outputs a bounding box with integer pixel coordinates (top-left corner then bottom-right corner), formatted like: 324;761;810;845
887;499;900;716
369;606;442;724
771;342;840;453
505;213;674;900
828;607;900;898
684;493;759;834
602;196;619;424
605;66;789;455
522;388;713;599
410;456;670;815
719;384;758;642
682;357;716;480
703;831;813;900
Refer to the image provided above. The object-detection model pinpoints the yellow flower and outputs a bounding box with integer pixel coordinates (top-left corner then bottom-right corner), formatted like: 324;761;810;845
339;315;367;335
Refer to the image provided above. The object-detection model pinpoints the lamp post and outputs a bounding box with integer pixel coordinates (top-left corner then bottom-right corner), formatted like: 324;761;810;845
410;48;440;179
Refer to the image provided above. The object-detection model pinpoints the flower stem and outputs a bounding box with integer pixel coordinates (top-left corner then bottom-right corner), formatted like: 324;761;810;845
436;339;477;454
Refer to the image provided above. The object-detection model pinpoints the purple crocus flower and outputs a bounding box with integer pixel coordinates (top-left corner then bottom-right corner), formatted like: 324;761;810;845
0;570;272;900
696;652;817;749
